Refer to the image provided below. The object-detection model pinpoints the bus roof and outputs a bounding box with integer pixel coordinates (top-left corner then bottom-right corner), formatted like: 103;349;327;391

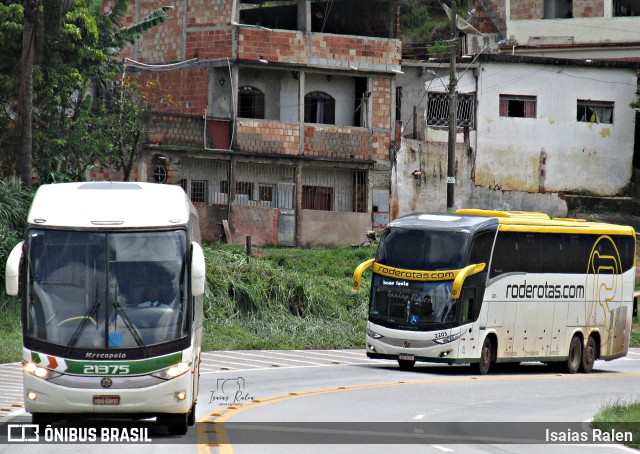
387;213;498;233
387;210;636;237
28;182;194;229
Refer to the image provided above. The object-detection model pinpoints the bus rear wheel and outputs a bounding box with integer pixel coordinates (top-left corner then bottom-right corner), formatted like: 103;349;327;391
581;336;597;373
398;359;416;370
566;336;582;374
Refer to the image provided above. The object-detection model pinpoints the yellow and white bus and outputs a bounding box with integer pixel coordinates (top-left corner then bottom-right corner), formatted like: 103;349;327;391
5;182;206;434
354;209;636;374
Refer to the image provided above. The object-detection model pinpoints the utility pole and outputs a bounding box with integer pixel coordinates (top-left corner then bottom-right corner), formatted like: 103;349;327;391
447;0;458;211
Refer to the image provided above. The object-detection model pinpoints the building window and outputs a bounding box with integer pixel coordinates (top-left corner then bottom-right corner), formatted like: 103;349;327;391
234;181;254;205
499;95;537;118
544;0;572;19
238;86;265;119
577;100;614;124
302;186;334;211
304;91;335;124
180;179;208;203
259;184;273;203
427;92;476;128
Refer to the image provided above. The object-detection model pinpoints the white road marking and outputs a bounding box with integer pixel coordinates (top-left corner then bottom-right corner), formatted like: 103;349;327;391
414;414;425;420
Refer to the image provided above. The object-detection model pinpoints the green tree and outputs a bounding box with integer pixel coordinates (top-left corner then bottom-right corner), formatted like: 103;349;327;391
1;0;172;184
102;77;173;181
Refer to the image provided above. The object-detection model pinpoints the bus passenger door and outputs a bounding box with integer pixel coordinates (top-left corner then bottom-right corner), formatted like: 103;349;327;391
457;287;480;359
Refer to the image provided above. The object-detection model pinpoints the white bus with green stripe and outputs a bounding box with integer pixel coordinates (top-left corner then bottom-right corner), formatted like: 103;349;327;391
353;210;636;375
5;182;206;435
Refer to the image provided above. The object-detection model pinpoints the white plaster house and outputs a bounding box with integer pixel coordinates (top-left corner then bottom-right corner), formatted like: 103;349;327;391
393;54;638;217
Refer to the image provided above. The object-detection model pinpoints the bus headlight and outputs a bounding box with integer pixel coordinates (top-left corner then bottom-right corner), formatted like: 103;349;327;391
366;328;384;339
432;332;462;345
152;361;192;380
23;362;61;380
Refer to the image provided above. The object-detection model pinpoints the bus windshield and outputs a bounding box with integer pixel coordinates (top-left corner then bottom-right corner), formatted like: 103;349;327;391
370;275;456;330
26;229;188;350
375;228;468;270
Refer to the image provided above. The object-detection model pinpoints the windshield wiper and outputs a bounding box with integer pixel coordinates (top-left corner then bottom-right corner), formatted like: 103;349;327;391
64;297;100;355
112;301;149;357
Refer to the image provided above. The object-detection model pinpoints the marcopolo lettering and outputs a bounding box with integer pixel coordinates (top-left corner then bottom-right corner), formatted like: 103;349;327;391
506;280;585;300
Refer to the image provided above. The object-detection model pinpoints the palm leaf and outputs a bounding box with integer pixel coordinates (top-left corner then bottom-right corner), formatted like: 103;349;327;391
119;6;173;44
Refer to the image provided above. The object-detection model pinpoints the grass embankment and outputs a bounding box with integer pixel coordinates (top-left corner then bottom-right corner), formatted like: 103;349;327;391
201;242;374;351
592;402;640;448
0;242;375;363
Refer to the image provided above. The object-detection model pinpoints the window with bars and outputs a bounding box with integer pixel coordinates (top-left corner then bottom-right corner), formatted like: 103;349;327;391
259;185;274;202
302;186;334;211
180;179;208;203
302;168;367;213
577;100;613;124
499;95;537;118
426;92;476;128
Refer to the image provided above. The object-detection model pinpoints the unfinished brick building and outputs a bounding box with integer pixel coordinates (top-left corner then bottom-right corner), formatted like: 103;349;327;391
108;0;402;246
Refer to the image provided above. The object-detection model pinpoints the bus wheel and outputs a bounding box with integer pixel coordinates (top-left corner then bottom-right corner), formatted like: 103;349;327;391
581;336;597;373
32;412;54;426
398;359;416;370
473;337;492;375
159;413;189;435
566;336;582;374
188;402;196;426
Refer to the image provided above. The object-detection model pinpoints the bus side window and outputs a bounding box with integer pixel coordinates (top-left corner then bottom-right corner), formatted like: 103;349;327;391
468;231;495;265
461;287;476;323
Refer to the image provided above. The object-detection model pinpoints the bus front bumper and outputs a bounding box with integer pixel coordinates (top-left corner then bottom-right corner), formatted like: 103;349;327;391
23;372;193;415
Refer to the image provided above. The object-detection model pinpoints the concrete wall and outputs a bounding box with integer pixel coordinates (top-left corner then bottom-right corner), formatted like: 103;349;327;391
392;138;568;217
299;211;372;247
475;63;636;196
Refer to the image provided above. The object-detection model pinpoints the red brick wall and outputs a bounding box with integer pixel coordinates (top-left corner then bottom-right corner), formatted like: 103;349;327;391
102;0;187;63
470;0;506;33
238;29;401;68
236;120;300;155
303;126;369;159
573;0;605;17
510;0;544;19
136;69;208;115
186;27;234;60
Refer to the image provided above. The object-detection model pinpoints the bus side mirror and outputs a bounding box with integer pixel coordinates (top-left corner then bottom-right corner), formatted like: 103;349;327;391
5;241;24;296
353;259;374;291
634;296;638;318
191;242;206;297
451;263;486;299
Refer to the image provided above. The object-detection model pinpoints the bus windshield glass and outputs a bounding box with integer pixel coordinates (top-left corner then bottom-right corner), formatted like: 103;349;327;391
375;228;468;270
26;229;188;350
370;275;457;330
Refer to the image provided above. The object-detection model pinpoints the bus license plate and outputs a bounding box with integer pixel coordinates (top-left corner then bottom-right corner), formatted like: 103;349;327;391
93;395;120;406
399;354;414;361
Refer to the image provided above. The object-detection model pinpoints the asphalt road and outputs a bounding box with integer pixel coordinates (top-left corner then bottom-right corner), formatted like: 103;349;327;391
1;349;640;453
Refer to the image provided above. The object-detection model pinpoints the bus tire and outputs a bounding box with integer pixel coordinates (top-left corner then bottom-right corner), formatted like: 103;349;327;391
473;337;492;375
581;336;597;373
32;412;54;426
566;336;582;374
398;359;416;370
160;413;189;435
188;402;196;426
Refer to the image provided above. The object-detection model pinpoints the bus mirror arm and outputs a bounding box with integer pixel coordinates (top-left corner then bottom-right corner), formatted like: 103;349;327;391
191;242;206;297
451;263;486;299
5;241;24;296
353;259;374;291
